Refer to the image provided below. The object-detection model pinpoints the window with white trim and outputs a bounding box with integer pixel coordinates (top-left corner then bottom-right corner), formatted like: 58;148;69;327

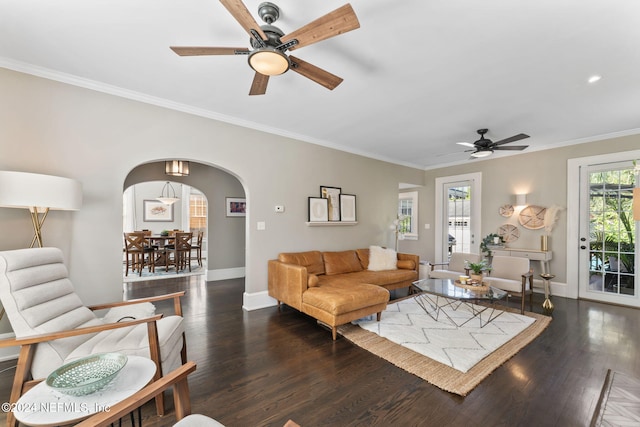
398;191;418;240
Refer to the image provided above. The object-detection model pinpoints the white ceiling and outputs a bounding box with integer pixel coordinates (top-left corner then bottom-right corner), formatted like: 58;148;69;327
1;0;639;169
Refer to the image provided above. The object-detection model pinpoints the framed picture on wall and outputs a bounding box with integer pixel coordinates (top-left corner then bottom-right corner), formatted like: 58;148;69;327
308;197;329;222
320;186;341;221
340;194;356;221
143;200;174;222
226;197;246;217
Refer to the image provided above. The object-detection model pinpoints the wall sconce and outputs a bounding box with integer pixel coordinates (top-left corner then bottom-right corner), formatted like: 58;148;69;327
165;160;190;177
0;171;82;247
515;194;528;207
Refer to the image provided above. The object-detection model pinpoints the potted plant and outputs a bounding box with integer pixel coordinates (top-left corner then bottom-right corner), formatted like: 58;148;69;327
466;259;490;282
480;233;503;256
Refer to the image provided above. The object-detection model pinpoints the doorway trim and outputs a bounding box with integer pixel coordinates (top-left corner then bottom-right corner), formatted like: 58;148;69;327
567;148;640;300
435;172;482;264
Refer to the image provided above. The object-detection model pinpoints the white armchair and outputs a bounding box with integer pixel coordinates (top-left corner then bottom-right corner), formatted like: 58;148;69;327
429;252;481;280
0;247;187;427
483;255;533;314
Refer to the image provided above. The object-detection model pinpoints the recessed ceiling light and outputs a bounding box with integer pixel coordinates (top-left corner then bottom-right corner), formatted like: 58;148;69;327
588;75;602;84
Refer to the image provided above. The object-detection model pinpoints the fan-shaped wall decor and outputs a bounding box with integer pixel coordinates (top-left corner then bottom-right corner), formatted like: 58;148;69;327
518;205;547;230
498;224;520;243
499;204;514;218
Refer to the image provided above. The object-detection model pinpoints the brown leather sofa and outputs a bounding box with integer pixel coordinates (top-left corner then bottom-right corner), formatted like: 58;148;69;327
268;248;419;339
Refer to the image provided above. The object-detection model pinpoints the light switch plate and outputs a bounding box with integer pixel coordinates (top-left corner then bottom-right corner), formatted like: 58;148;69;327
257;221;266;230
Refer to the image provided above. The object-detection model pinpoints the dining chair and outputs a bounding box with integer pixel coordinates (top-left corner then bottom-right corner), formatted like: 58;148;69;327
124;232;155;276
171;232;193;273
191;231;204;267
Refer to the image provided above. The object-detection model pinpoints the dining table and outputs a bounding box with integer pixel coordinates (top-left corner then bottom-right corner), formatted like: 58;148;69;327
145;235;175;269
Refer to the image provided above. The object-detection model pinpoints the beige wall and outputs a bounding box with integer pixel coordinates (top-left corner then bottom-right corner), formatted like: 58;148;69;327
1;66;638;335
0;67;424;335
398;133;640;289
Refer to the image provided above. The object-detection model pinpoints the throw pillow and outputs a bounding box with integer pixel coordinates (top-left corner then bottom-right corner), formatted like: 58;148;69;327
368;245;397;271
308;274;319;287
396;259;415;270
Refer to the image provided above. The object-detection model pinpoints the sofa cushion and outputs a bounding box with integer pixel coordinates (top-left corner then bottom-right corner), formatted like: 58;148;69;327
356;248;370;269
319;269;417;287
278;251;325;275
303;282;389;315
368;246;397;271
322;250;363;276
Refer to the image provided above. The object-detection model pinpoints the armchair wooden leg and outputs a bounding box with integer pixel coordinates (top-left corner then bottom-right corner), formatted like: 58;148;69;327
7;344;35;427
377;312;382;321
181;333;187;365
332;326;337;341
146;320;165;416
172;377;192;420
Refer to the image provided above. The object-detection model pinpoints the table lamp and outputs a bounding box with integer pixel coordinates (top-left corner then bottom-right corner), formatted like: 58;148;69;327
0;171;83;247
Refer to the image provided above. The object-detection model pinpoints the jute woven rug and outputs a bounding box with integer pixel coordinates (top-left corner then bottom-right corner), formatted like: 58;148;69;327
337;299;551;396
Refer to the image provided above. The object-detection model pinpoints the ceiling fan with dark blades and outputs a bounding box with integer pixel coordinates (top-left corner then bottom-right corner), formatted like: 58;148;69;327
170;1;360;95
457;129;530;158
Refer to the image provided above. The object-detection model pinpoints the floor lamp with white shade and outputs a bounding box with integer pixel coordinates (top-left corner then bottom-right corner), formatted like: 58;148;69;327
0;171;83;248
0;171;82;321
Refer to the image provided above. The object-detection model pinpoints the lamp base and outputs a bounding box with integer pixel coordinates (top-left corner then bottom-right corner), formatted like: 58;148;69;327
29;206;49;248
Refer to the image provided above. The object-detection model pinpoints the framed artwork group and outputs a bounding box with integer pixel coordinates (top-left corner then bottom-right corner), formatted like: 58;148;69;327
308;186;357;222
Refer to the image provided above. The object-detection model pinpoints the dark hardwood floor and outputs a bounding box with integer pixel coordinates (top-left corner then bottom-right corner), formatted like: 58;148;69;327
1;276;639;427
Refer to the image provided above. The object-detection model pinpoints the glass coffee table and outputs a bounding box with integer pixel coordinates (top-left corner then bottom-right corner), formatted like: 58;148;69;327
411;278;508;328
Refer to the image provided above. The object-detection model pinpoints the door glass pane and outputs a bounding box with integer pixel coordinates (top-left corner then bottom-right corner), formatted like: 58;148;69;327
588;167;636;296
447;184;471;255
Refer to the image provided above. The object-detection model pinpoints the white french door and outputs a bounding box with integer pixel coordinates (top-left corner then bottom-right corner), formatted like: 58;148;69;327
435;173;482;263
573;153;639;307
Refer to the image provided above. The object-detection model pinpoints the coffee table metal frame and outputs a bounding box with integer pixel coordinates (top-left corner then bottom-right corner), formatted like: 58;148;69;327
412;278;508;328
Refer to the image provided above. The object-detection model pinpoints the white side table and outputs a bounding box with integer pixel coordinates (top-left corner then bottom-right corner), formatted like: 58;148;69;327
14;355;156;426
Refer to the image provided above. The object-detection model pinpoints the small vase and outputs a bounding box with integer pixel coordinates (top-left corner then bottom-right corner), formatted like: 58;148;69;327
541;235;549;251
470;273;483;282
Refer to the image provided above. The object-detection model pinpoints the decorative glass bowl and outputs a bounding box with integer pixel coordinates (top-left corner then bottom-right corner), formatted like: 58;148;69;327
46;353;128;396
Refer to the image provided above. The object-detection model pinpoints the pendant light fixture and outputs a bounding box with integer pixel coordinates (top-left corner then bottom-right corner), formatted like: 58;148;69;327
157;181;180;205
165;160;190;177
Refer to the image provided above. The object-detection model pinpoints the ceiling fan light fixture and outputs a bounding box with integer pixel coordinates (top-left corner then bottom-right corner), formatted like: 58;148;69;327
471;149;493;158
248;48;290;76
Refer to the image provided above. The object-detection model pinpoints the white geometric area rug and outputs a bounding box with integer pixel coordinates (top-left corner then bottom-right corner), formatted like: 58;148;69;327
352;296;535;373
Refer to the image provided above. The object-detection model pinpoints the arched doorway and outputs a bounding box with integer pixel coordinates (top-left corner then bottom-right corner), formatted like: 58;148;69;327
123;160;246;284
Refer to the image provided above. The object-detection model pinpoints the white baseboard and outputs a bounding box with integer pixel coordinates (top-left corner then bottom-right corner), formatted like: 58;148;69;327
243;291;277;311
207;267;245;282
550;281;570;298
533;281;570;298
0;332;18;362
